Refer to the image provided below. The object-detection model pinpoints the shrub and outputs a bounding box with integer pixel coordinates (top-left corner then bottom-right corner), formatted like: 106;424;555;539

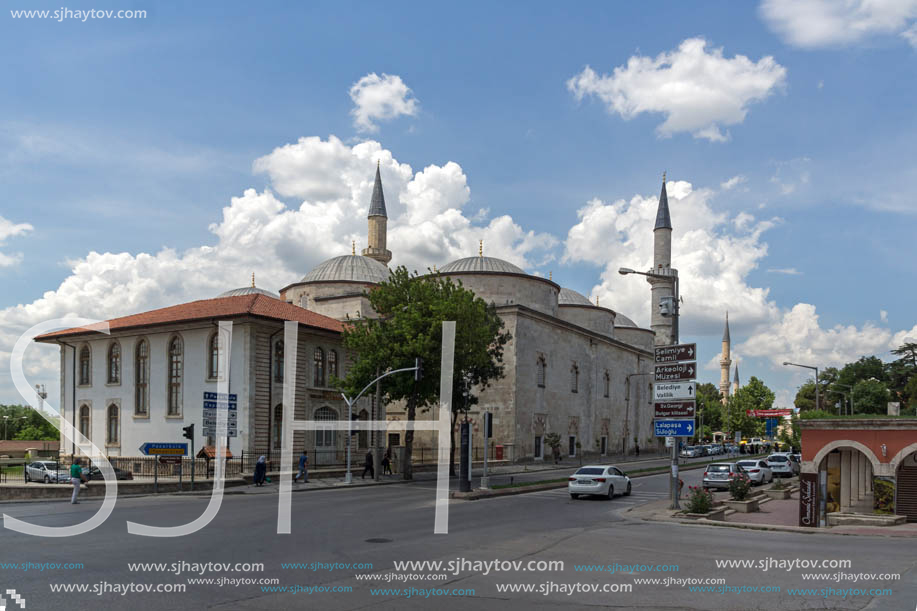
728;473;753;501
772;477;786;490
873;478;894;514
686;486;715;514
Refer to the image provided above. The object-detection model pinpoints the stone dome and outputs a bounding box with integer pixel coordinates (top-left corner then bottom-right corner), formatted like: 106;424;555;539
218;286;280;299
558;288;594;306
439;256;525;275
301;255;391;284
615;314;638;327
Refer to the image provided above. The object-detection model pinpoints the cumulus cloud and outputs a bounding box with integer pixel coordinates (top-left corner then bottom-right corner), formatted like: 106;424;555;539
760;0;917;48
563;179;781;335
721;175;747;190
0;137;557;402
567;38;787;142
349;73;419;133
0;215;33;267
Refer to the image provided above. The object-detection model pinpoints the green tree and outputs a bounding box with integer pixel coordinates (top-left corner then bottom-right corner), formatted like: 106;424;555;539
777;413;800;451
851;378;891;415
694;382;722;442
724;376;774;437
339;267;510;480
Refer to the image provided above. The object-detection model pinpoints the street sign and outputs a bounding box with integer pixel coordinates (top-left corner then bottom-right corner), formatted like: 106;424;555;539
139;442;188;456
654;401;696;418
204;392;237;402
158;456;182;465
654;343;696;364
654;419;695;437
653;381;695;401
203;392;238;438
654;362;696;382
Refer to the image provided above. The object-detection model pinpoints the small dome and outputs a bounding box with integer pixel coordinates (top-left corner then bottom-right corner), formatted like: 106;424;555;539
301;255;390;284
218;286;280;299
614;314;638;328
439;256;525;275
558;288;594;306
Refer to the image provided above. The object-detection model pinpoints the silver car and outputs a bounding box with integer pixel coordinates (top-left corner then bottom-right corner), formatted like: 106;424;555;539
702;462;747;490
766;453;797;477
24;461;69;484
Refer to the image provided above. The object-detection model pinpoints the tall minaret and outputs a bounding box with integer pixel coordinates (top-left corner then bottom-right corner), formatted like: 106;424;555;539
719;313;732;403
732;362;740;395
648;172;676;346
362;161;392;265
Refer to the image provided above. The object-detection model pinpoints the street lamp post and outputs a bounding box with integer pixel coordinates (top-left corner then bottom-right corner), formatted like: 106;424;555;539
619;266;680;509
783;362;820;411
830;383;853;415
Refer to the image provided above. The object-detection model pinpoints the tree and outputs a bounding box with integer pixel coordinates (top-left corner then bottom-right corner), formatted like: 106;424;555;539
851;378;891;415
1;404;58;441
695;382;722;442
890;342;917;368
777;414;800;451
724;376;774;438
339;267;510;480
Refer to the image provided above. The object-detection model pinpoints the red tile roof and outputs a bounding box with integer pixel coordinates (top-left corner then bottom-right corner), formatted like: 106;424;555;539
35;294;343;341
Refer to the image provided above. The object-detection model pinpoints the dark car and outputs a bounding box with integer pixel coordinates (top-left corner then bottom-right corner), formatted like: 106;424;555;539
83;466;133;481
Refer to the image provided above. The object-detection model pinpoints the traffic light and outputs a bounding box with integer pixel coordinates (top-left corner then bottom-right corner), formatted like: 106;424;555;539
484;412;493;439
414;357;423;382
182;424;194;440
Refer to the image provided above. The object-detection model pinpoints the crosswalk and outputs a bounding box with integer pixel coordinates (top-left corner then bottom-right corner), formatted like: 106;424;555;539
518;486;669;509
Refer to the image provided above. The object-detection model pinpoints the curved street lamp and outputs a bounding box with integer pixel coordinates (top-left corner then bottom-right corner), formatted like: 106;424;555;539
783;362;820;412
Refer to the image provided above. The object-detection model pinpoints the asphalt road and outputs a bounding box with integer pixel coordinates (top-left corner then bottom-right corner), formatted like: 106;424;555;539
2;468;914;611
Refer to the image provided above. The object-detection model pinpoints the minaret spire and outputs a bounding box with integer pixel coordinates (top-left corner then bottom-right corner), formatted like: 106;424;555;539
654;172;672;230
719;311;732;403
649;172;675;345
362;162;392;265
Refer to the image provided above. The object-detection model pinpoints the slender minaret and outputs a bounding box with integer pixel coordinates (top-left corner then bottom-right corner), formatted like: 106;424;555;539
732;361;740;395
362;161;392;265
648;172;676;346
719;312;732;403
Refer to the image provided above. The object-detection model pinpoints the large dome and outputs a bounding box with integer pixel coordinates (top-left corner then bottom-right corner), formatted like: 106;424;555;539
615;314;638;327
439;256;525;275
558;287;593;306
301;255;391;284
218;286;280;299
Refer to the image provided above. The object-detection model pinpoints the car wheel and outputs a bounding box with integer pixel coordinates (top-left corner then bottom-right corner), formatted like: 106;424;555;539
606;485;615;500
570;493;579;500
625;482;632;496
43;475;51;484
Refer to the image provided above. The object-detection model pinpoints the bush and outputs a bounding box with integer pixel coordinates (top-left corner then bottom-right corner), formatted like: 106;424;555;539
873;478;894;514
686;486;715;514
728;473;753;501
772;477;785;490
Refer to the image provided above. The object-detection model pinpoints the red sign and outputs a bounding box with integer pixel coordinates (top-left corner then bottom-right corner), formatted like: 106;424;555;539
654;401;696;418
746;409;793;418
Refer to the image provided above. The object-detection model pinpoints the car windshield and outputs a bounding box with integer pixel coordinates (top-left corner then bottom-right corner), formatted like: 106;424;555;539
768;456;788;462
708;464;731;472
575;468;605;475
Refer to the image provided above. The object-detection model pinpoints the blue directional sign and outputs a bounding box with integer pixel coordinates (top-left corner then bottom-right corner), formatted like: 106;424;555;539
654;419;695;437
139;442;189;456
204;392;237;402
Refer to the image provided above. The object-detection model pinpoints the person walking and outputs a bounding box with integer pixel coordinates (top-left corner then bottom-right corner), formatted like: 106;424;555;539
294;450;309;483
69;458;84;504
253;455;267;487
635;441;640;457
362;450;374;479
382;448;392;475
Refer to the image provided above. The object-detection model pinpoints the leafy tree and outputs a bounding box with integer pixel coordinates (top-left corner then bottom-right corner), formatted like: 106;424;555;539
777;413;800;451
339;267;510;480
724;376;773;437
838;356;886;386
890;342;917;368
851;378;891;415
694;382;722;442
1;404;58;441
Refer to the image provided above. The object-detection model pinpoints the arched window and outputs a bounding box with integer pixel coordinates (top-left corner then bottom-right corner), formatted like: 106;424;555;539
313;347;325;387
79;345;91;385
273;341;284;383
272;404;283;450
328;350;338;380
107;342;121;384
571;363;579;393
135;339;149;416
208;331;223;380
79;404;90;440
168;336;183;416
107;404;119;445
604;371;610;398
536;357;546;388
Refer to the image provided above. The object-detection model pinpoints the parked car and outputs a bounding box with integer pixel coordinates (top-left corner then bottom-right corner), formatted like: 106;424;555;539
735;459;773;485
702;462;747;490
569;465;632;500
681;446;701;458
82;466;134;481
766;453;797;477
24;461;70;484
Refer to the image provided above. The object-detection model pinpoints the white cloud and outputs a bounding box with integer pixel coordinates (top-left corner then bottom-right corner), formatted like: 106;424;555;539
880;309;888;323
766;267;802;275
563;179;781;335
0;215;33;267
567;38;787;142
760;0;917;48
721;175;747;190
349;73;419;133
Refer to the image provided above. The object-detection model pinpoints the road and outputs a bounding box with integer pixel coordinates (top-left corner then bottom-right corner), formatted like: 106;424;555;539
1;467;914;611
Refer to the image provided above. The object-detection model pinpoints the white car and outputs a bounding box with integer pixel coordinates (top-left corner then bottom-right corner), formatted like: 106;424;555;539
735;459;773;485
569;465;632;500
766;453;797;477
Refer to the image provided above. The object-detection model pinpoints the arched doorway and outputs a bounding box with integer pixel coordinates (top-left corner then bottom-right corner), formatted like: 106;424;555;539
314;406;337;466
815;444;879;514
896;450;917;522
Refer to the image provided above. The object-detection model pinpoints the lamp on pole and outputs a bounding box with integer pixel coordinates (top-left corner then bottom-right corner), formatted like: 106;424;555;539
830;383;854;415
619;266;681;509
783;362;820;411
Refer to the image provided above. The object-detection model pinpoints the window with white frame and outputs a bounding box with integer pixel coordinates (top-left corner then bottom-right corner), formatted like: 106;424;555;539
79;345;91;386
135;339;149;416
108;342;121;384
208;331;223;380
107;404;119;445
79;404;90;440
167;336;183;416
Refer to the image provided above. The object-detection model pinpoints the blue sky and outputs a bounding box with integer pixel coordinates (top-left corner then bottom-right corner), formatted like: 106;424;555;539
1;0;915;407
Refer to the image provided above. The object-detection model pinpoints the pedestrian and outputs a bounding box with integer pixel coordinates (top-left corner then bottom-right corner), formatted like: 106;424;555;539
362;450;374;479
382;448;392;475
552;445;560;465
294;450;309;483
635;441;640;457
69;458;85;504
253;455;267;487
